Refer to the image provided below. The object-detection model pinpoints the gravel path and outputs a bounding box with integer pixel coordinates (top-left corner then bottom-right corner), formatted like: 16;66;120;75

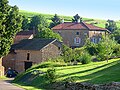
0;78;24;90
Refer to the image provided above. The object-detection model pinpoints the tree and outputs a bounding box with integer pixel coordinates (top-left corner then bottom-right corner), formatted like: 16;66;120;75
111;29;120;44
35;27;62;41
0;0;22;58
105;20;117;32
97;36;117;61
29;15;49;31
61;45;74;62
21;16;29;30
72;14;81;22
49;14;60;28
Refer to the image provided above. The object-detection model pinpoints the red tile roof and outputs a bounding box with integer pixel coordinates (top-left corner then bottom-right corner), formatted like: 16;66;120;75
17;30;33;35
52;22;108;31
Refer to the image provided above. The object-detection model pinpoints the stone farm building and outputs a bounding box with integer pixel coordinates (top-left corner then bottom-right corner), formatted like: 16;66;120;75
14;30;34;44
2;39;61;73
52;21;109;48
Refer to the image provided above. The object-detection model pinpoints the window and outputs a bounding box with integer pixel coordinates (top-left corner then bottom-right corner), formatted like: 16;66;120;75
76;32;79;35
74;37;81;44
92;37;97;43
99;37;102;42
84;33;87;35
27;53;30;60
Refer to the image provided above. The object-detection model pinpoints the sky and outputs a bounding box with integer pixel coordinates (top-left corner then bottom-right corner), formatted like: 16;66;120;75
8;0;120;20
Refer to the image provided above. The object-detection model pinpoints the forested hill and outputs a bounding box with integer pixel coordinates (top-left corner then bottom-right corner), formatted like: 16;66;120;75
19;10;120;28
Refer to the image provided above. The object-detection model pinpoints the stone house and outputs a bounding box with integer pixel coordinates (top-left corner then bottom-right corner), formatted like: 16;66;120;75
2;39;61;73
52;21;110;48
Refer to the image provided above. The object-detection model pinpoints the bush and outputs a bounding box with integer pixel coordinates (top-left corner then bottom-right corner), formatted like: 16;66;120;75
85;42;98;55
80;52;92;64
113;44;120;57
45;68;57;83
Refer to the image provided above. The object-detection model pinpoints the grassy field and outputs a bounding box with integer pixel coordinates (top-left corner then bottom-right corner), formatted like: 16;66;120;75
13;58;120;90
19;10;120;28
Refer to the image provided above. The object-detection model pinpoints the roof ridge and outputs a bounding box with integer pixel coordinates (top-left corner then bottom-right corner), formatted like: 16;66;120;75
81;22;90;29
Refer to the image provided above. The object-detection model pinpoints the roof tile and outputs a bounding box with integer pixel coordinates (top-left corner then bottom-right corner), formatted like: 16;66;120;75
52;22;108;31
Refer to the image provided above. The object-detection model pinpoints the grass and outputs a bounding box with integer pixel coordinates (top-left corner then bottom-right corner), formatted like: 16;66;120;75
19;10;120;28
13;58;120;90
0;76;8;80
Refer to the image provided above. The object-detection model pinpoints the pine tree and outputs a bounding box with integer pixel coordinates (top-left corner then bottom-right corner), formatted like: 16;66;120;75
49;14;60;28
0;0;22;58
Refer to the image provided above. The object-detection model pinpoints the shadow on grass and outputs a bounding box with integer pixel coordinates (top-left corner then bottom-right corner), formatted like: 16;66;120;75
64;60;120;84
59;60;120;78
13;59;120;89
13;75;52;90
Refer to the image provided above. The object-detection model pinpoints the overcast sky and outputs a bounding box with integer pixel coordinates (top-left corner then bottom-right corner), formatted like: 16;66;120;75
8;0;120;20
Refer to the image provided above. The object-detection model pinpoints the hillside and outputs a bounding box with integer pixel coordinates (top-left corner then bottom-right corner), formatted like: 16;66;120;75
13;58;120;90
19;10;120;28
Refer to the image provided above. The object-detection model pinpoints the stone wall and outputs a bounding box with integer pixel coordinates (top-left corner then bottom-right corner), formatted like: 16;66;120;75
2;53;16;72
14;50;42;73
54;29;106;47
41;43;60;61
54;29;89;47
89;30;106;43
0;58;4;76
64;82;120;90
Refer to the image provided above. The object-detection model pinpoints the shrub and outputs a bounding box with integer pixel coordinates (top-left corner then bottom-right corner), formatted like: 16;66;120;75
45;68;57;83
80;52;92;64
113;44;120;57
85;42;98;55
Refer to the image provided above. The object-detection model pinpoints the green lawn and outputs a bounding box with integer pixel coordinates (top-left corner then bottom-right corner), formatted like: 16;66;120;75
19;10;120;29
13;58;120;90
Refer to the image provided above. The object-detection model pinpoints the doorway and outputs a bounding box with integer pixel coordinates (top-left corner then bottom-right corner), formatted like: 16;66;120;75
24;62;32;71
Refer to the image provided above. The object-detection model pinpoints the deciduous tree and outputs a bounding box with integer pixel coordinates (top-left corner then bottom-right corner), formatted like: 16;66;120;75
21;16;29;30
35;27;62;41
105;20;117;32
29;15;48;31
0;0;22;58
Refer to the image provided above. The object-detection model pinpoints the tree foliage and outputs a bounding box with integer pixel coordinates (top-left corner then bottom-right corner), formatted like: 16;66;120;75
49;14;60;28
21;16;29;30
105;20;117;32
72;14;81;22
97;36;117;61
111;29;120;44
0;0;22;57
80;52;92;64
35;27;62;41
29;15;49;31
